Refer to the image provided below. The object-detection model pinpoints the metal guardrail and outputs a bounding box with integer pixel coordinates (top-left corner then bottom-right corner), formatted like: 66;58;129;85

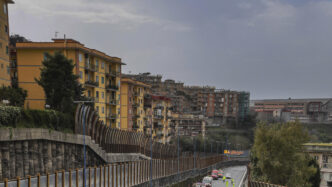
0;155;226;187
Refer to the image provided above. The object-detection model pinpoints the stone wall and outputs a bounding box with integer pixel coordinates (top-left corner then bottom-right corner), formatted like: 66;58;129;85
0;139;105;181
0;128;151;181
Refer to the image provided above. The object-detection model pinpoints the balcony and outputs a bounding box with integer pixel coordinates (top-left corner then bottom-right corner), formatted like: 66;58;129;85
84;62;97;72
85;80;99;87
107;113;117;120
133;91;140;97
153;115;163;119
107;98;117;105
133;114;140;119
106;85;118;91
132;122;139;130
105;70;119;77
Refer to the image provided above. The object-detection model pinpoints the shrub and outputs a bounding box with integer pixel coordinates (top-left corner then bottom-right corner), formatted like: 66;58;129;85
0;105;74;133
0;86;27;107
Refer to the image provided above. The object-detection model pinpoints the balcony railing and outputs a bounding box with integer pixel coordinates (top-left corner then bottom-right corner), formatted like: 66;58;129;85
153;115;163;119
84;62;97;72
107;98;117;105
106;85;118;91
85;80;99;87
105;70;119;77
107;113;117;119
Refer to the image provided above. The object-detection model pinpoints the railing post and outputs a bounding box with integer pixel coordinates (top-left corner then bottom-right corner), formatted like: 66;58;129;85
27;175;31;187
128;163;131;186
55;171;58;187
76;169;79;187
4;178;8;187
47;173;49;187
62;170;65;187
88;167;91;187
120;163;123;187
17;176;20;187
132;162;135;186
108;165;110;187
99;166;102;187
104;165;106;187
94;166;97;187
69;170;72;187
37;173;40;187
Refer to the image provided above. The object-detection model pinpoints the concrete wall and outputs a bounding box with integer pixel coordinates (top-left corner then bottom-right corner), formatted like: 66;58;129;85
0;128;149;181
133;160;249;187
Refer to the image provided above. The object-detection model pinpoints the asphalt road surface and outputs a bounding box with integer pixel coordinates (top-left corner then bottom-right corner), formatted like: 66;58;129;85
211;166;247;187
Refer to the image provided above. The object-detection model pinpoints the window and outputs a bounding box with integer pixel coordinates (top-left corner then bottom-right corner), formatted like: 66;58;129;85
88;90;91;97
3;4;6;14
96;106;99;112
79;71;83;79
96;76;99;83
102;107;104;114
101;77;104;84
102;92;104;99
43;52;48;60
96;91;99;98
6;66;9;74
79;53;83;62
4;25;7;33
1;63;3;69
95;60;99;68
101;62;104;69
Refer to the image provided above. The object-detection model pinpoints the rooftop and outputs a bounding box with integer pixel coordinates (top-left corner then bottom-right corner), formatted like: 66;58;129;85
15;38;124;65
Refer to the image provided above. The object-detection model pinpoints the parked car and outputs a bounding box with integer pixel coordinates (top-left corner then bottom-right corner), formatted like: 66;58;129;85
202;176;213;187
225;173;232;179
218;170;223;178
211;170;219;180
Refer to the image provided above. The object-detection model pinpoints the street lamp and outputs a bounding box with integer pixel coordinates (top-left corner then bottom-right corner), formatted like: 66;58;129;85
74;101;94;187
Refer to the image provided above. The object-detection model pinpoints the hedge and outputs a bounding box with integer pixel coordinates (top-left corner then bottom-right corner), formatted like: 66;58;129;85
0;105;74;133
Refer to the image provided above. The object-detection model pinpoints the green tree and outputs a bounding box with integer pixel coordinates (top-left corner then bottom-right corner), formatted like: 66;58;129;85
36;51;84;113
250;121;319;187
0;86;27;107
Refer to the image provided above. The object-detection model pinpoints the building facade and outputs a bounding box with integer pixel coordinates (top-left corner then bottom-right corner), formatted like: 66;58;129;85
252;98;332;123
0;0;14;87
120;77;150;132
144;94;172;144
15;38;123;127
304;143;332;187
171;113;206;137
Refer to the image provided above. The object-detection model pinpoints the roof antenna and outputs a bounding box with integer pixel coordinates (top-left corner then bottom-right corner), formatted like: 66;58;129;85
55;31;59;38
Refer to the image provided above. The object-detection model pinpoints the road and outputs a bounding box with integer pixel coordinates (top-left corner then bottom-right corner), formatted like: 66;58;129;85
211;166;247;187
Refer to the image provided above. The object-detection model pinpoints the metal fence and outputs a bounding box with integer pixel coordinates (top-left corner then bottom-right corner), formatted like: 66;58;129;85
0;155;224;187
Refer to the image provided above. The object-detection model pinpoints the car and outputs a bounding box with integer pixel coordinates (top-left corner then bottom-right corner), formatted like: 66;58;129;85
202;176;213;187
225;173;232;179
211;170;219;180
218;170;223;178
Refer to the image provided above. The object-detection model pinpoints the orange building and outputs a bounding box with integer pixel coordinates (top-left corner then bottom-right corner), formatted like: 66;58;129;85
120;77;151;132
0;0;14;87
15;38;124;127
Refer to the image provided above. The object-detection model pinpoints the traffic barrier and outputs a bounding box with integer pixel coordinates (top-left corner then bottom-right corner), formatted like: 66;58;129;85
0;155;225;186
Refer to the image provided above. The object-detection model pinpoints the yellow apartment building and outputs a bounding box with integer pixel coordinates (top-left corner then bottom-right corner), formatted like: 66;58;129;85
0;0;14;87
145;95;172;144
120;77;150;132
15;38;123;127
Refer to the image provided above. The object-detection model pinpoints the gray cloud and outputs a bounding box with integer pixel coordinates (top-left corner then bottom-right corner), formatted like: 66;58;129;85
9;0;332;99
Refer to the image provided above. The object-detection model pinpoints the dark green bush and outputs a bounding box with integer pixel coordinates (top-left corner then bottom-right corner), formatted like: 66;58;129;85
0;105;74;133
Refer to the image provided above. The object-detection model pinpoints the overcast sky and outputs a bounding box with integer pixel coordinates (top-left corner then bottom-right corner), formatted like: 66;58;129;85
9;0;332;99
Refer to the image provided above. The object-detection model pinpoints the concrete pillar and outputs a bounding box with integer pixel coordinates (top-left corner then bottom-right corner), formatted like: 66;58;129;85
51;142;56;173
2;144;9;179
23;141;29;177
31;141;38;175
39;141;45;174
15;142;22;178
0;148;2;181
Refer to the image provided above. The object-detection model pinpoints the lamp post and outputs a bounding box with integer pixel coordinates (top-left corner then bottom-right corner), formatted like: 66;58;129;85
73;101;94;187
150;121;153;187
177;123;180;174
